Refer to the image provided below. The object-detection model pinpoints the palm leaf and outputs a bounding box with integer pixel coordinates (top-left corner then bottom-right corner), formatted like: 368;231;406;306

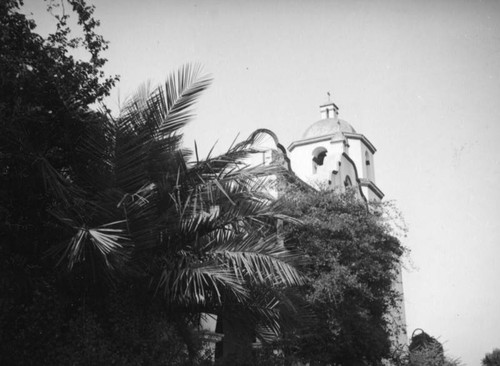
153;262;248;307
36;156;82;204
115;64;211;194
210;233;305;287
50;217;129;271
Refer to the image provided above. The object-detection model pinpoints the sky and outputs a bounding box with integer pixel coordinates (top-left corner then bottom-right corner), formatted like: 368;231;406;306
24;0;500;364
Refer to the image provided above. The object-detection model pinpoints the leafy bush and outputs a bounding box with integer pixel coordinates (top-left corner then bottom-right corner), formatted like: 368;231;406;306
483;349;500;366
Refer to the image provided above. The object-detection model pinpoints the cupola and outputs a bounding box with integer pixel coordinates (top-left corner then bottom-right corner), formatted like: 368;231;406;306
320;101;339;120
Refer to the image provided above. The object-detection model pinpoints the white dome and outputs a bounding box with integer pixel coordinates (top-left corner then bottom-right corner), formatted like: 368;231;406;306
302;118;356;139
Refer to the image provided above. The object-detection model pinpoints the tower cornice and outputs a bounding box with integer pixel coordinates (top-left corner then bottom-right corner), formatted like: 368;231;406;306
288;132;376;154
358;178;385;200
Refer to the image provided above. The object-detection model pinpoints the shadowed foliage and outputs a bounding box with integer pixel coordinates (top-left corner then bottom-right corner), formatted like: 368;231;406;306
482;349;500;366
1;2;305;364
270;185;406;366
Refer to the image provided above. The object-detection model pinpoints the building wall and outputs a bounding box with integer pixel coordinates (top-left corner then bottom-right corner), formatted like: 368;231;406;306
289;139;345;189
345;137;376;183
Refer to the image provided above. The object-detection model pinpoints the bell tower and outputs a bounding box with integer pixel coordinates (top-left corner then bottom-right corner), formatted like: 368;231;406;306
287;99;407;350
287;100;383;201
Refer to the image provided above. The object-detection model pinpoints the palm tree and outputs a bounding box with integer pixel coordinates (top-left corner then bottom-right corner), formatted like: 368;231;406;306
2;59;304;363
114;65;305;360
44;64;304;362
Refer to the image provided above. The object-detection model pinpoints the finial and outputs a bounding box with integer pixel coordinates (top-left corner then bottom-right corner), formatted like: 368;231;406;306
327;91;331;102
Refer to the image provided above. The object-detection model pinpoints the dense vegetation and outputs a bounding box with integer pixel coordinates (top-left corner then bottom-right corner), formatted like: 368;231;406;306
482;349;500;366
1;1;302;365
263;185;406;365
1;1;412;365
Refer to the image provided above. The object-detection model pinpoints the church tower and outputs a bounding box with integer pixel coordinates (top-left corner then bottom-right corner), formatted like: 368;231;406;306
287;100;383;202
287;99;408;349
200;99;408;362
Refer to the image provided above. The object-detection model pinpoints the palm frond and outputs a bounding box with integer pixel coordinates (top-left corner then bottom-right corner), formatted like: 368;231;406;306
153;262;248;306
36;156;81;204
170;176;299;242
50;217;129;271
72;111;116;191
160;64;212;137
115;64;211;194
211;233;305;287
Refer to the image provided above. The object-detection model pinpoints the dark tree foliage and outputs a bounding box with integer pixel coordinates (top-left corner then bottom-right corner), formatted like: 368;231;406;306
0;3;303;365
0;0;117;265
483;349;500;366
278;185;405;366
0;1;124;364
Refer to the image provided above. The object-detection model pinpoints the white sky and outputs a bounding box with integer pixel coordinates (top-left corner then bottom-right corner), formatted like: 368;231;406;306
25;0;500;364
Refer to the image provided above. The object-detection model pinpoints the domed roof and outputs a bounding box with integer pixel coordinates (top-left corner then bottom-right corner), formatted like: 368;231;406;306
302;118;356;139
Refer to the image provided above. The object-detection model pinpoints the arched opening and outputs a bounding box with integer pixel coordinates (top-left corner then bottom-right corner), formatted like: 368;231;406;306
365;151;370;166
312;147;327;174
344;175;352;188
